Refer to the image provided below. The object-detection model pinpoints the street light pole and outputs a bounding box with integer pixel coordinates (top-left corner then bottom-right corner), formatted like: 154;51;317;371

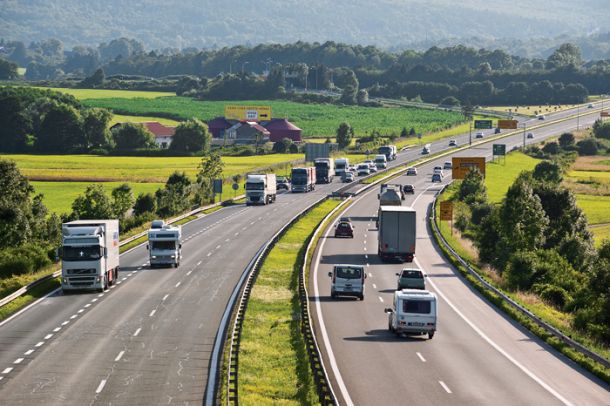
469;121;472;146
241;61;249;75
577;104;580;131
523;123;526;149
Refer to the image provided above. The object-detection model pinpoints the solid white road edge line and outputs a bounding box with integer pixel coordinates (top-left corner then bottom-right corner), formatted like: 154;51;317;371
418;257;572;405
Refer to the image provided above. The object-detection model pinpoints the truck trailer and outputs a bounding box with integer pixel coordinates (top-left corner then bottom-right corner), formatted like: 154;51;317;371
314;158;335;183
147;222;182;267
60;220;119;292
378;145;397;161
245;173;277;205
377;206;416;262
291;167;316;192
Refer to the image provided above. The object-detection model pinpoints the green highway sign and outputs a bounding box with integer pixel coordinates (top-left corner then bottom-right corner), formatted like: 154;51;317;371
493;144;506;156
474;120;493;129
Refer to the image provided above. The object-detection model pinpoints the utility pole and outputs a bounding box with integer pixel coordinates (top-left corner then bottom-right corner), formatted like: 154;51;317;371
469;121;472;146
523;123;526;149
577;104;580;131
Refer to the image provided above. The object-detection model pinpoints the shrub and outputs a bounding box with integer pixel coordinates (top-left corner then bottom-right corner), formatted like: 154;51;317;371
533;283;573;309
576;138;599;156
0;243;52;278
541;142;560;155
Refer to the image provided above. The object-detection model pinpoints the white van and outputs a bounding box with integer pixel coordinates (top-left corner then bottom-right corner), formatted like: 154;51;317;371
328;264;366;300
374;154;388;169
385;289;437;338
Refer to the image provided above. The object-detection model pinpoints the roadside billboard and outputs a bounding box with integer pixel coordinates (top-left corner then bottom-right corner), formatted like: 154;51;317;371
452;157;486;179
474;120;493;129
440;201;453;221
497;119;518;129
224;105;272;121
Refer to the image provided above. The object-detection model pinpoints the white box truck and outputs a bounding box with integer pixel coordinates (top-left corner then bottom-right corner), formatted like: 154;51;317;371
377;206;416;262
334;157;349;176
314;158;335;183
378;145;397;161
147;221;182;267
385;289;437;339
374;154;388;169
60;220;119;292
245;173;277;205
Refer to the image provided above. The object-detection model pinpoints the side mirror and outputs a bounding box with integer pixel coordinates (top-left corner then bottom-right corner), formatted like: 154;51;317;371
364;273;367;279
424;274;428;278
179;244;182;249
328;272;332;277
103;247;108;258
146;244;149;250
395;273;400;276
384;308;393;314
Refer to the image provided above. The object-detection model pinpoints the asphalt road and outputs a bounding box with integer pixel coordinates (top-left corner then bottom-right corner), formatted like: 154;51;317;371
0;101;607;405
311;110;610;405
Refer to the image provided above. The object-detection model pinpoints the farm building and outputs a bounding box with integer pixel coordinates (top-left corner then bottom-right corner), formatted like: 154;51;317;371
142;122;176;149
262;118;302;142
207;116;233;139
226;121;271;144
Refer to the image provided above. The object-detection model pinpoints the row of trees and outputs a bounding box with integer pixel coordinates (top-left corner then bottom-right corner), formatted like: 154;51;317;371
451;138;609;343
0;154;224;278
0;86;211;154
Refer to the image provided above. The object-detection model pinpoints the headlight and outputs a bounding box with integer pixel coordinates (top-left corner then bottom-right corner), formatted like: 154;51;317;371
152;255;157;259
62;278;68;283
170;255;176;259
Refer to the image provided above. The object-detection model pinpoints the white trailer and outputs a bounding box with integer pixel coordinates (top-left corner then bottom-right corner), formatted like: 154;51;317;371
245;173;277;205
61;220;119;292
378;206;416;262
148;223;182;267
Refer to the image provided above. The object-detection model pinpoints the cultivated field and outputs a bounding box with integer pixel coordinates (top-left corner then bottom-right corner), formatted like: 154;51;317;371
44;87;174;99
485;152;541;203
110;114;179;127
81;96;465;138
487;102;595;117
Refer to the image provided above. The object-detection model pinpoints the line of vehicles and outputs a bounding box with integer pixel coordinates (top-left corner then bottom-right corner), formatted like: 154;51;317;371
328;180;437;339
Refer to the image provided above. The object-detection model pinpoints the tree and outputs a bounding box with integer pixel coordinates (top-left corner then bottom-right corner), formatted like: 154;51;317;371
461;102;475;120
156;172;192;216
196;153;224;204
111;183;134;220
400;127;408;138
36;101;83;153
336;122;354;149
576;138;598;156
0;159;36;248
532;161;562;184
0;93;32;152
592;120;610;140
112;122;156;150
356;89;369;105
71;184;114;220
558;132;575;148
438;96;460;107
272;138;292;153
170;119;210;153
133;193;156;216
546;43;582;69
340;85;358;105
458;168;487;204
82;108;113;150
0;58;18;80
79;68;105;88
541;142;560;155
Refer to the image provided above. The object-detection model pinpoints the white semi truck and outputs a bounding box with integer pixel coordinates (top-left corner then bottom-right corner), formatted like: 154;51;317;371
378;183;405;206
147;220;182;267
60;220;119;292
334;157;349;177
245;173;277;205
377;206;416;263
314;158;335;183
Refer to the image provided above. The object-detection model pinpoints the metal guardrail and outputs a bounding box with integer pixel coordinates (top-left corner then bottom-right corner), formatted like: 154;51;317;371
0;195;245;309
430;184;610;370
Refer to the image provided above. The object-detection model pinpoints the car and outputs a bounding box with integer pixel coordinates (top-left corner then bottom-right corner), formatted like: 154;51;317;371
396;268;427;290
403;184;415;194
448;139;457;147
364;160;378;172
431;173;442;182
334;220;354;238
443;161;452;170
433;169;444;177
406;167;418;176
475;132;484;139
538;115;545;120
494;127;501;134
527;132;534;139
433;166;442;172
357;163;371;176
276;176;290;190
588;103;594;109
342;171;355;183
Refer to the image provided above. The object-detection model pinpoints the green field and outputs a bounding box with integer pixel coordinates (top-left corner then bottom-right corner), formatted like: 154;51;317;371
567;170;610;182
485;152;541;203
1;154;304;183
110;114;179;127
44;87;174;99
574;194;610;225
31;181;164;214
590;225;610;247
80;96;465;138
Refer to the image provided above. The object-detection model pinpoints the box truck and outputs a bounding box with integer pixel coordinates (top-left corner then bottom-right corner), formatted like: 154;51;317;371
377;206;416;262
147;221;182;267
378;145;397;161
314;158;335;183
334;158;349;176
378;184;404;206
245;173;277;205
291;167;316;192
60;220;119;292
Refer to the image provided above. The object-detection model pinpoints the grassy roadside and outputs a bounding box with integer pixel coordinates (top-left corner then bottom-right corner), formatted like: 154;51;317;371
237;199;341;405
433;186;610;383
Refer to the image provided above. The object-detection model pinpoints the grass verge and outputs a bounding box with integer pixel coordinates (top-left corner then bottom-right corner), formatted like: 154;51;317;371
432;186;610;384
0;278;61;321
237;199;341;405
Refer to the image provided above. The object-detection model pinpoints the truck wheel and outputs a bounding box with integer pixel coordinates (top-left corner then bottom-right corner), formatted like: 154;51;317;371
428;331;435;339
331;292;336;299
388;320;394;332
359;294;364;301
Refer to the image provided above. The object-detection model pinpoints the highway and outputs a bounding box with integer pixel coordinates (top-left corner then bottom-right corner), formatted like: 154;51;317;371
311;109;610;405
0;100;607;405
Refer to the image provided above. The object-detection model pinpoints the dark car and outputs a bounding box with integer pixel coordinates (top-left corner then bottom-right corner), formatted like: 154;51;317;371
276;176;290;190
403;184;415;194
334;221;354;238
494;127;501;134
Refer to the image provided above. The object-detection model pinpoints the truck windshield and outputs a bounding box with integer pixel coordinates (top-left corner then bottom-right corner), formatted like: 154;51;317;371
336;162;346;169
245;182;264;190
402;300;431;314
63;245;102;261
292;172;307;185
151;241;176;250
335;267;362;279
379;147;390;154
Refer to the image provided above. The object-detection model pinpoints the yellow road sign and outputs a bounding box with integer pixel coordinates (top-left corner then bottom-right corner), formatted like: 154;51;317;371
224;105;272;121
440;201;453;221
452;157;486;179
498;119;518;129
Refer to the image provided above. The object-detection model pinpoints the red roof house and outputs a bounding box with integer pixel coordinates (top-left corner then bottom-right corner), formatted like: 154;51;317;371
263;118;302;142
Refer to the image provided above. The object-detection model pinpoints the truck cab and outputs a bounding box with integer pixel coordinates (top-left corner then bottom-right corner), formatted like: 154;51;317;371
374;154;388;169
245;173;277;205
335;158;349;176
314;158;335;184
328;264;366;300
385;289;437;339
147;223;182;267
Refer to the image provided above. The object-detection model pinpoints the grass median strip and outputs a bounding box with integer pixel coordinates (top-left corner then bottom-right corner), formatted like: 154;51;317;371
238;199;341;405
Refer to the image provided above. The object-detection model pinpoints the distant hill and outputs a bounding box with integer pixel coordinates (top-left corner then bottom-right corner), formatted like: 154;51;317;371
1;0;608;50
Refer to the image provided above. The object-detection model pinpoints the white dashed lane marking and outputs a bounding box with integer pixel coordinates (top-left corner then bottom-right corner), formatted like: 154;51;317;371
439;381;452;394
44;334;53;339
24;349;34;356
378;296;384;303
149;309;156;317
114;351;125;362
133;328;142;337
416;352;426;362
35;341;44;347
162;294;169;301
13;358;24;364
197;261;202;266
372;284;377;289
96;379;107;394
175;282;181;288
2;367;13;374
